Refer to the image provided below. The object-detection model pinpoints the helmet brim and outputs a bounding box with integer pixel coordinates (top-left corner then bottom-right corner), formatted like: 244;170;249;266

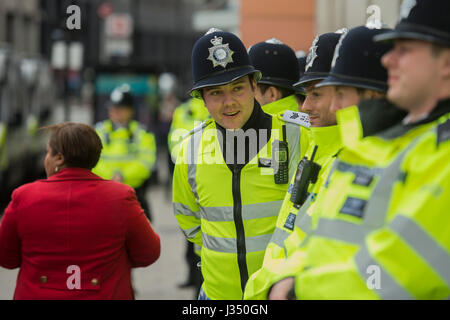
293;72;329;88
316;74;387;92
373;24;450;47
190;66;261;96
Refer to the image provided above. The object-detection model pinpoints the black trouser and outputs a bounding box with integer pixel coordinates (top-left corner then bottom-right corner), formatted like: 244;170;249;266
184;241;202;296
135;184;152;221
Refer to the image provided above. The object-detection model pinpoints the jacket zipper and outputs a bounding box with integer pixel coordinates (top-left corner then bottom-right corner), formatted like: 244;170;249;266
232;165;248;295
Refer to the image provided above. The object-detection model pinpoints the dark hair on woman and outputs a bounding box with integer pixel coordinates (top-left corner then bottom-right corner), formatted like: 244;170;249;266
43;122;103;170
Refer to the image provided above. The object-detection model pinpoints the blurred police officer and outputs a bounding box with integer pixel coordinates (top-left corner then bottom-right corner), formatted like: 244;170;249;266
93;84;157;221
168;97;210;174
248;38;301;114
271;0;450;299
244;30;344;300
172;28;308;300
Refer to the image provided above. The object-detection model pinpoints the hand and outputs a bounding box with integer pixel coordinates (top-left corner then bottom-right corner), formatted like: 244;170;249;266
268;277;296;300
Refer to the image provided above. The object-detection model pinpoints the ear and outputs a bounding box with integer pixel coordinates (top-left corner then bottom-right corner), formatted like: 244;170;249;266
55;152;65;167
250;76;258;92
268;86;282;103
440;49;450;78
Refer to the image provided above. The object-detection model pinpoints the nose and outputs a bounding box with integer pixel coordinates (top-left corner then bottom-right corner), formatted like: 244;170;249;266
381;48;395;70
301;95;313;114
222;90;236;109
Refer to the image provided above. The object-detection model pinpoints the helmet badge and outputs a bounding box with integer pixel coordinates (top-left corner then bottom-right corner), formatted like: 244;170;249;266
207;36;234;68
305;36;319;72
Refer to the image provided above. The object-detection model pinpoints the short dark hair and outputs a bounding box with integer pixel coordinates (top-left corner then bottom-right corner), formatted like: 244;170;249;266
43;122;103;170
257;83;295;99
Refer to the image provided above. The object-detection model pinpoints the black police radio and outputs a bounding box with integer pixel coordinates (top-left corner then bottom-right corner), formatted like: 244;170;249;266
290;145;321;207
272;125;289;184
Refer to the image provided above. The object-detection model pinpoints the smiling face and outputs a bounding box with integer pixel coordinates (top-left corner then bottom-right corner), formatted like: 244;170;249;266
301;82;336;127
202;75;257;129
381;40;445;115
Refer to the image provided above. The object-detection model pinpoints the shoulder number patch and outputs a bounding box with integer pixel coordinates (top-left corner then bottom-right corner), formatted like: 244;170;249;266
282;111;310;128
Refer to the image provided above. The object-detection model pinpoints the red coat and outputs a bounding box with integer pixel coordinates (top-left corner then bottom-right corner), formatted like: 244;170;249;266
0;167;160;300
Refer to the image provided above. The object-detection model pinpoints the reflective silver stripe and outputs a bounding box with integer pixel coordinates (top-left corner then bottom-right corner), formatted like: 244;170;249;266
294;195;314;234
203;233;272;253
184;225;201;240
269;227;291;248
314;218;367;244
187;128;203;202
336;162;383;177
363;137;421;228
295;212;312;235
173;202;199;218
203;233;236;253
354;244;414;300
247;233;273;253
389;215;450;285
199;201;283;222
285;122;301;180
200;206;233;222
242;200;283;220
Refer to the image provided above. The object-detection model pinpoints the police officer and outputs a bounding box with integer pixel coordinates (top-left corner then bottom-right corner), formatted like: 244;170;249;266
172;28;308;300
244;30;344;300
270;0;450;299
248;38;301;114
93;84;157;220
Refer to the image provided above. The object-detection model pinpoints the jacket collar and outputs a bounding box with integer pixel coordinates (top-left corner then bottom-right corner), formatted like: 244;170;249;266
261;95;298;115
310;124;342;158
45;167;103;182
357;98;450;139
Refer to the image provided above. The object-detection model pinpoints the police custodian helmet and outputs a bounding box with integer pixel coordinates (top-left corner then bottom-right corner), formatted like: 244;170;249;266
317;26;393;92
110;84;134;108
190;28;261;96
374;0;450;47
294;31;344;88
248;38;300;91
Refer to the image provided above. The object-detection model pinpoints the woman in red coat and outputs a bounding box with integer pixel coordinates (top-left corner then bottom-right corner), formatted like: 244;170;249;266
0;122;160;299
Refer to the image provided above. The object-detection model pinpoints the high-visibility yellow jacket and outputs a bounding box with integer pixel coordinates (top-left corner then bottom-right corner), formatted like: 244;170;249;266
168;98;210;160
92;119;157;188
292;101;450;299
261;95;299;116
244;124;342;300
173;105;310;300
